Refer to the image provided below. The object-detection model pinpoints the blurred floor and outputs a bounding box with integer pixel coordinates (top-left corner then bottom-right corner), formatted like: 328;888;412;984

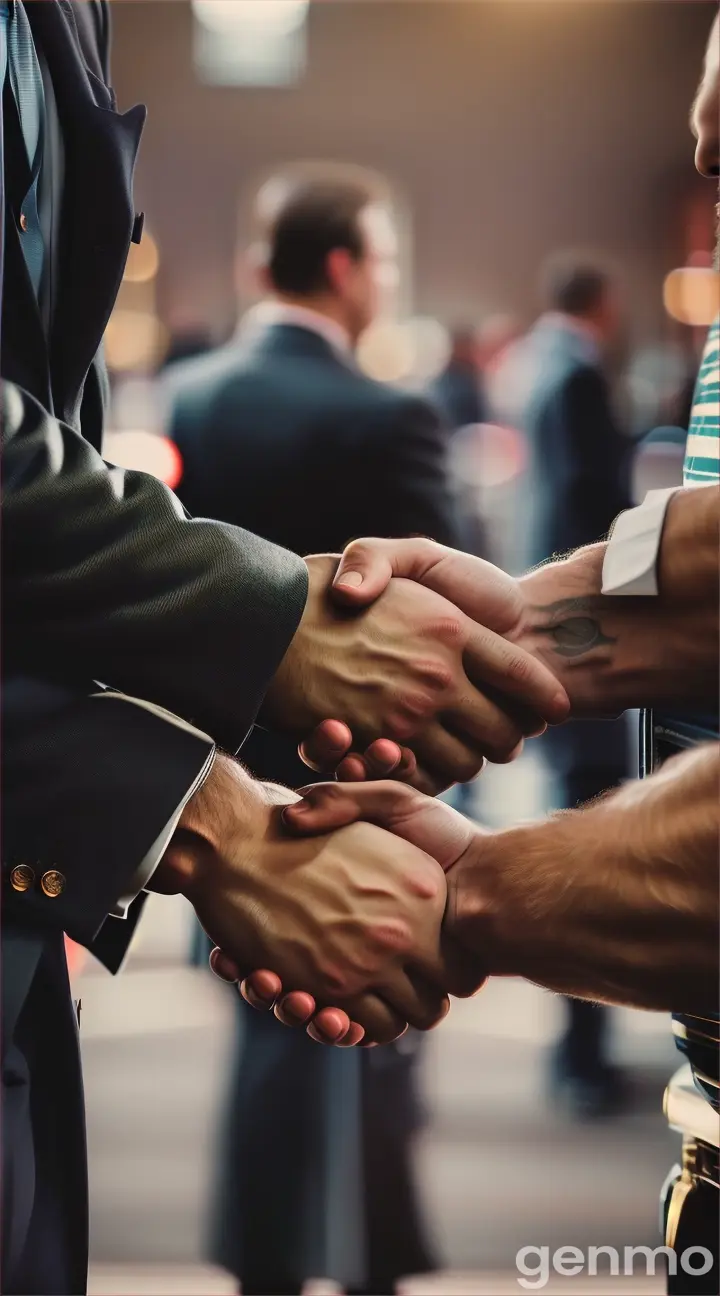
81;752;677;1295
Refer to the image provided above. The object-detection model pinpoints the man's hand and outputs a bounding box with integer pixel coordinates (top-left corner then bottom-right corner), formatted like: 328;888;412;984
263;553;568;792
239;741;720;1028
152;754;457;1043
232;780;487;1043
325;495;719;725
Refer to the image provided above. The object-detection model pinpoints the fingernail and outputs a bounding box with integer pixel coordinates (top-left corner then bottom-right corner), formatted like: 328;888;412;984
335;571;364;588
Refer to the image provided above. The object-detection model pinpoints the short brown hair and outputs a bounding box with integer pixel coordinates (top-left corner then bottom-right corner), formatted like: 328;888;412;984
258;172;381;296
540;253;615;317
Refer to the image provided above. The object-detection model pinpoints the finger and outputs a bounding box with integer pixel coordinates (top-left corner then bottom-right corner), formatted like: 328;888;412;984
439;931;489;999
238;969;285;1010
335;744;417;785
338;992;410;1045
284;779;418;836
299;1006;353;1043
440;690;527;766
335;753;376;782
209;947;243;984
274;992;323;1028
377;970;450;1032
463;626;569;724
299;719;354;772
410;722;490;783
336;1021;366;1047
332;536;446;607
362;738;404;777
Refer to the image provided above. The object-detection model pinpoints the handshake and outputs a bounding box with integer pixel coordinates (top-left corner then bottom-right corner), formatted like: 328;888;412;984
155;536;585;1044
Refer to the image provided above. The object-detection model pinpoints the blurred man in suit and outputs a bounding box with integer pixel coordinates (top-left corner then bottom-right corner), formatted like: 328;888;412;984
519;254;633;1117
429;324;487;431
168;172;457;1295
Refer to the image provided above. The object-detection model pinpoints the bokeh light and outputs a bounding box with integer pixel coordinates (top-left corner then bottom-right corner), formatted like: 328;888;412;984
103;431;184;490
663;266;720;327
404;317;451;385
192;0;309;37
123;233;160;285
357;321;415;384
104;310;169;373
449;422;528;489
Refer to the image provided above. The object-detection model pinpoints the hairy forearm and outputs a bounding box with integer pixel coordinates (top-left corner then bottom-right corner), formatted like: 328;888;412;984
514;487;719;715
450;743;720;1013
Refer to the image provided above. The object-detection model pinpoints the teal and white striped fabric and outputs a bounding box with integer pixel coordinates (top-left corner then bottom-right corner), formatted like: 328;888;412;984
684;316;720;486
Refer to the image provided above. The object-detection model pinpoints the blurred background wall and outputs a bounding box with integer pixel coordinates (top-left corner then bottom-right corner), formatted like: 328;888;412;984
110;0;715;345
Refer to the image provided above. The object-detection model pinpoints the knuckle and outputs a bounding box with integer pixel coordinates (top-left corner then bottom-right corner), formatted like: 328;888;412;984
504;645;537;688
431;616;464;645
418;661;454;691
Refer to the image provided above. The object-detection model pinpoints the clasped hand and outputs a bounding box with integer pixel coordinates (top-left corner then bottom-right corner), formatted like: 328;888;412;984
207;772;491;1046
155;755;482;1045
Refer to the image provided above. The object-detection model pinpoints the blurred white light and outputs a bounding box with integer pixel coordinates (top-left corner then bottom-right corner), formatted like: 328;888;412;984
404;317;451;385
192;0;309;36
357;321;415;385
103;431;183;490
450;422;528;489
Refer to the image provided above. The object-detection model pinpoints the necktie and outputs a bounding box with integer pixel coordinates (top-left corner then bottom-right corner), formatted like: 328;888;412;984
1;0;45;298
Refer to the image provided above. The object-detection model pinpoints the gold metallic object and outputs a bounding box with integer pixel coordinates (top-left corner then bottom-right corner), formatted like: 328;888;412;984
10;864;35;893
40;869;66;898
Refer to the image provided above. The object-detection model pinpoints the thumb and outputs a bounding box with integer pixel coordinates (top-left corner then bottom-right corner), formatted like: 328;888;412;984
299;718;354;772
331;536;443;607
283;781;371;834
331;539;394;606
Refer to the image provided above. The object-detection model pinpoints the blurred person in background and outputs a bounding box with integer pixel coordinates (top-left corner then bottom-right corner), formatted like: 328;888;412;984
517;254;634;1118
428;324;487;430
427;323;489;567
167;171;459;1296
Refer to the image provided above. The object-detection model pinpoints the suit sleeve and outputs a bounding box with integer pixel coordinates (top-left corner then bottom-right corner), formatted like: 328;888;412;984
363;396;459;547
2;382;308;750
559;365;633;542
2;677;214;955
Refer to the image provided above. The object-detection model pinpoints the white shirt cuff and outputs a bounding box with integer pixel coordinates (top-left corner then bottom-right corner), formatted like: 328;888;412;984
601;487;681;596
89;691;216;918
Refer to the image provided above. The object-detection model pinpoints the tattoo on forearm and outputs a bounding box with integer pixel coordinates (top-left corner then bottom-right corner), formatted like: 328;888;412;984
528;597;617;660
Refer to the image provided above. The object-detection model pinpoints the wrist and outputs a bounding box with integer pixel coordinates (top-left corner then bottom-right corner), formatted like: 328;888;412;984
658;485;720;606
152;753;260;902
448;815;593;984
259;553;340;735
513;545;608;715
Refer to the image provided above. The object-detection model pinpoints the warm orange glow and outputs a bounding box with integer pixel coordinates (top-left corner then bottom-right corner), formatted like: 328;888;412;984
123;233;160;285
104;310;169;372
663;267;720;327
103;431;183;489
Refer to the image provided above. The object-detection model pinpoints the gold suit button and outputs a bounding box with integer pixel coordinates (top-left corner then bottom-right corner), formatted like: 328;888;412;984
19;212;28;233
41;870;66;898
10;864;35;892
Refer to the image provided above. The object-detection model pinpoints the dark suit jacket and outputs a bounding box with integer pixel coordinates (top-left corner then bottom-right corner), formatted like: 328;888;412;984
520;317;632;782
170;323;449;1286
2;680;213;1295
1;7;303;1290
171;321;457;559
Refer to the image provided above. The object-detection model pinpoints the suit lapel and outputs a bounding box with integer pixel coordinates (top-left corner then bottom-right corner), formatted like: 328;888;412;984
25;1;146;427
